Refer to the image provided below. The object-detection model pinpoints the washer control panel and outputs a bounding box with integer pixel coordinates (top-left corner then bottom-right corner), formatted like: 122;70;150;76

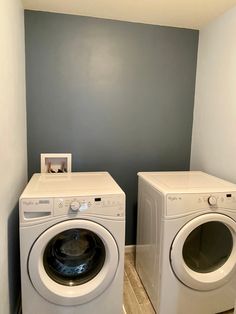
166;192;236;216
20;195;125;223
54;195;124;217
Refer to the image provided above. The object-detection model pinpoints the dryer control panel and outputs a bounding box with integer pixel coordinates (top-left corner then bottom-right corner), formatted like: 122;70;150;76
166;192;236;216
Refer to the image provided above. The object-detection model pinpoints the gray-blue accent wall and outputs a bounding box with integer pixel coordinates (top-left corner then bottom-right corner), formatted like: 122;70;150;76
24;11;199;244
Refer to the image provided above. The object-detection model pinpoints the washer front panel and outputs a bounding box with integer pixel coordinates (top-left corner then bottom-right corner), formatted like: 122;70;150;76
170;213;236;291
28;219;119;305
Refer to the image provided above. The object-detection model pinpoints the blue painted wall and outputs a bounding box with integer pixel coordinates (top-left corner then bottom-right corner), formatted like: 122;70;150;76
25;11;198;244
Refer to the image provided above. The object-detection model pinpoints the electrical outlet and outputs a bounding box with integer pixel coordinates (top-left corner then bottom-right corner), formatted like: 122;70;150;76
40;153;72;173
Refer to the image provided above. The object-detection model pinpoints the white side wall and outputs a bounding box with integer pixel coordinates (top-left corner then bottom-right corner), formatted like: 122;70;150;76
0;0;27;313
190;5;236;183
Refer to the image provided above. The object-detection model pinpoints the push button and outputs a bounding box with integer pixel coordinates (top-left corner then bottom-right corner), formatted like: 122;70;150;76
79;202;88;212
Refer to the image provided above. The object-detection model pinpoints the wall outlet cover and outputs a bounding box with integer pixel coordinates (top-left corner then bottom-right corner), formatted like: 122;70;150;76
40;153;72;173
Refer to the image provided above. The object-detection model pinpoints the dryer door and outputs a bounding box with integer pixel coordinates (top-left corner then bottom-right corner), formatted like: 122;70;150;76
170;213;236;291
28;219;119;305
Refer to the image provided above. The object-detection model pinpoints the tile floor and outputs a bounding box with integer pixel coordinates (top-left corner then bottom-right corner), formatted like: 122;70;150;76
123;252;154;314
123;252;234;314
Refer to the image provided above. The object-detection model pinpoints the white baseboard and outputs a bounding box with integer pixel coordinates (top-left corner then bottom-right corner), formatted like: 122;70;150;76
125;245;136;253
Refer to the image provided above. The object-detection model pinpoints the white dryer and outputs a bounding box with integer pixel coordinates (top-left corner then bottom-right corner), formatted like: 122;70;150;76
19;172;125;314
136;171;236;314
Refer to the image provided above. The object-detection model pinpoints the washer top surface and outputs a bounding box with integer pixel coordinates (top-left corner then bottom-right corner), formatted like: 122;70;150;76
21;172;124;198
138;171;236;193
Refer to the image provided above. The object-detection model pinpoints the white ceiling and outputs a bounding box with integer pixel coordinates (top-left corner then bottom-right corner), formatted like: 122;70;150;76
22;0;236;29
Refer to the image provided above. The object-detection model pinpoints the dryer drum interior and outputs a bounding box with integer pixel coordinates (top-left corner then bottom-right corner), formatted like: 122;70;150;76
182;221;233;273
43;228;106;286
170;213;236;291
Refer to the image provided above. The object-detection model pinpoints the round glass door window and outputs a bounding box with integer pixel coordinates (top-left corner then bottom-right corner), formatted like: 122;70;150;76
182;221;233;273
43;228;106;286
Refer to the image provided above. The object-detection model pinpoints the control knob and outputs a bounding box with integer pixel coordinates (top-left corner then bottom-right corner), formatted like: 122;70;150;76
70;201;80;212
208;196;217;206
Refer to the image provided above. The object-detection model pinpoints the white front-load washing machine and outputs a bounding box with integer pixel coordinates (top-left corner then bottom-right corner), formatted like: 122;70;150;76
19;172;125;314
136;171;236;314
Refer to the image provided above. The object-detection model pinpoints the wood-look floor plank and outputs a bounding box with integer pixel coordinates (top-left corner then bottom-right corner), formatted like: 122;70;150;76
123;275;143;314
125;252;135;266
124;252;155;314
139;302;156;314
125;253;150;306
124;270;129;282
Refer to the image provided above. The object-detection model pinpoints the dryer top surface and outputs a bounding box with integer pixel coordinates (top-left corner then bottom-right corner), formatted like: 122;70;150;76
138;171;236;194
20;172;125;198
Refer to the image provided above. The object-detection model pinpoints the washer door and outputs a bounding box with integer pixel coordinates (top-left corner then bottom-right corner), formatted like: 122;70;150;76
28;219;119;305
170;213;236;291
